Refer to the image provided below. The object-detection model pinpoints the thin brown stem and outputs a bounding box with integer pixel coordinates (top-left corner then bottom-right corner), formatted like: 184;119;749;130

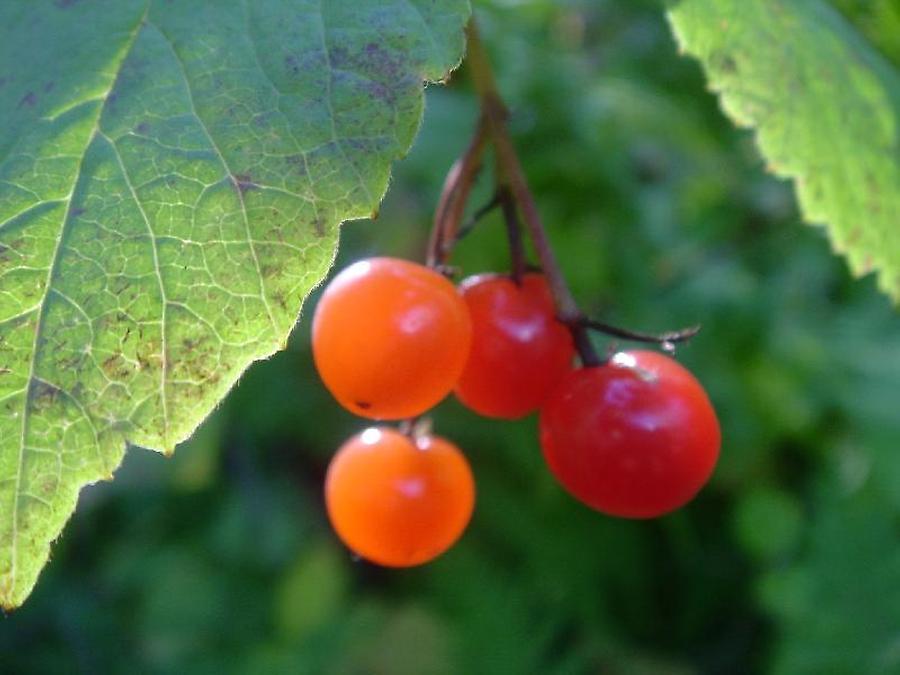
576;318;701;352
427;115;489;268
465;20;600;366
399;416;433;443
454;191;502;241
497;185;527;284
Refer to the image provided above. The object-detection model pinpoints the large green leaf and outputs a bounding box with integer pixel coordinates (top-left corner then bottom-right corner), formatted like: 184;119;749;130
667;0;900;301
0;0;469;609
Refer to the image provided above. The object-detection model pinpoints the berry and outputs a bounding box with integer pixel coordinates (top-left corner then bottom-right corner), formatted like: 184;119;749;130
539;350;720;518
455;273;574;419
312;257;472;419
325;427;475;567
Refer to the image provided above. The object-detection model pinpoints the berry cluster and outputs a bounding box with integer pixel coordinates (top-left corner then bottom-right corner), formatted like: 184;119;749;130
312;257;720;567
312;22;722;567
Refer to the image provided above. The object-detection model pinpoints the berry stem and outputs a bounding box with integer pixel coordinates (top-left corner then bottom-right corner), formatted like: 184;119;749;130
497;185;528;285
454;191;503;241
398;415;432;442
576;318;701;352
427;114;489;268
464;19;601;366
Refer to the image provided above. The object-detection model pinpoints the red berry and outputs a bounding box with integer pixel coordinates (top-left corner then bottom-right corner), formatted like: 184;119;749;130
312;258;472;419
325;427;475;567
539;350;720;518
454;273;574;419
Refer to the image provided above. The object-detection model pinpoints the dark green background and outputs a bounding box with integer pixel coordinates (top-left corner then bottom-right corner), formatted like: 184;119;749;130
3;1;900;673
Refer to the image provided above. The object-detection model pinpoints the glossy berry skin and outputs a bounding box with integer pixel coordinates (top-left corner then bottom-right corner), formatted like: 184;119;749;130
539;350;720;519
312;258;472;419
325;427;475;567
454;273;574;419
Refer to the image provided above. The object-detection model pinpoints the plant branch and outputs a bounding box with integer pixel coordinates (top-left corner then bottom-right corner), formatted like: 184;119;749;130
465;20;600;366
497;185;527;284
427;115;489;268
454;191;502;241
576;318;701;351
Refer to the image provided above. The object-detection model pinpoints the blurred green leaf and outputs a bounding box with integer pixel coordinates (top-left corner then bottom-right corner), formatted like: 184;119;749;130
668;0;900;301
762;485;900;675
733;487;804;561
335;603;457;675
275;539;349;641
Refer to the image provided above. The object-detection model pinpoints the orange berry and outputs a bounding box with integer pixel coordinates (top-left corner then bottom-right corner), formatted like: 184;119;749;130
325;427;475;567
312;258;472;419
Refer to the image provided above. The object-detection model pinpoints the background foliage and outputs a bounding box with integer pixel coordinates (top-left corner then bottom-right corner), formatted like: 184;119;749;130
3;0;900;673
669;0;900;301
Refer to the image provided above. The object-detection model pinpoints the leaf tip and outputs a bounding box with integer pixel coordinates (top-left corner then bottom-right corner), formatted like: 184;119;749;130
0;583;21;613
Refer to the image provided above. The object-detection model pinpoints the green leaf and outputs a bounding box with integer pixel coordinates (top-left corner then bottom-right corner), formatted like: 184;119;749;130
733;486;804;561
0;0;469;609
759;486;900;675
667;0;900;301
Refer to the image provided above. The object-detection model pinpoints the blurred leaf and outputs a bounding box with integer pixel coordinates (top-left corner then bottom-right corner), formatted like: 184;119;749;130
733;487;804;561
336;603;457;675
832;0;900;66
667;0;900;301
275;539;349;641
762;485;900;675
137;548;231;667
0;0;470;609
168;411;224;492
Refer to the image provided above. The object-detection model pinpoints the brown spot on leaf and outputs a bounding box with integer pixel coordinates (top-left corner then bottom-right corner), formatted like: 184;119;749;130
101;354;132;380
710;50;737;75
17;92;36;109
56;352;85;371
285;154;307;180
41;477;57;495
30;379;61;411
234;174;259;195
330;41;411;106
861;255;874;274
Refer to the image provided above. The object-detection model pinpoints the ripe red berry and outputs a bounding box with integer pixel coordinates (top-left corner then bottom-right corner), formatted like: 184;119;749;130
539;350;720;518
325;427;475;567
454;273;574;419
312;257;472;419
